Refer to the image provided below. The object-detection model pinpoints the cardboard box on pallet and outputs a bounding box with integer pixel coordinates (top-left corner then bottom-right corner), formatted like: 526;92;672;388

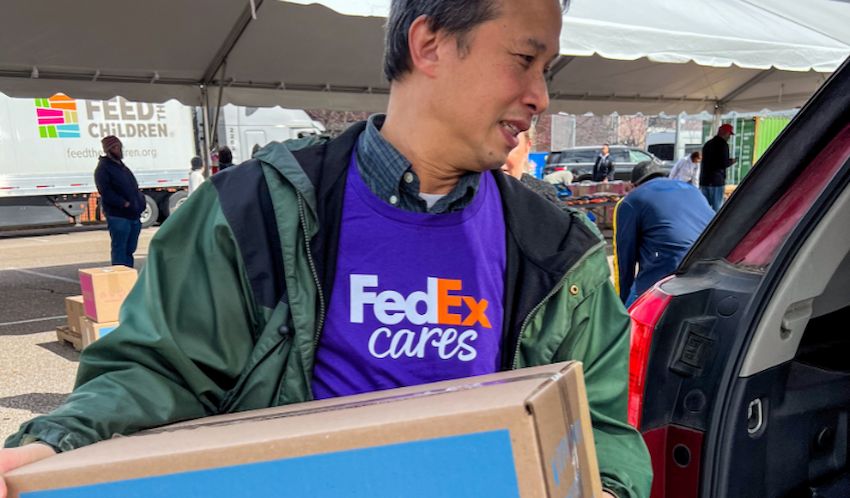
63;295;85;333
5;362;602;498
78;266;137;323
79;316;119;348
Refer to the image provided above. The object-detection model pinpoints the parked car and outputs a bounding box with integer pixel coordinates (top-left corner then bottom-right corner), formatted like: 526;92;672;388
628;57;850;498
544;145;670;181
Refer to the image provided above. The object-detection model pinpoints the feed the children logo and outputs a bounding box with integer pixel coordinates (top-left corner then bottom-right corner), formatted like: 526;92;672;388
35;94;81;138
350;274;492;362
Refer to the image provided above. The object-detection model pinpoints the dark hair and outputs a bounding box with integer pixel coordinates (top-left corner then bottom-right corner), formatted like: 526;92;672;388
383;0;569;82
218;146;233;164
690;150;701;160
190;156;203;171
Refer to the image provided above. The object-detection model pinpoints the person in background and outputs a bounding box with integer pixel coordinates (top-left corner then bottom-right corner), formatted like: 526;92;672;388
669;150;701;187
93;135;145;268
543;168;574;187
217;146;235;172
613;161;714;306
700;124;737;211
188;156;205;196
592;143;615;182
501;127;559;204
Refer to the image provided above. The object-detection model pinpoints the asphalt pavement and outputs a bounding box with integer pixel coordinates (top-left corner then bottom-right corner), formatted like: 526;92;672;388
0;227;155;440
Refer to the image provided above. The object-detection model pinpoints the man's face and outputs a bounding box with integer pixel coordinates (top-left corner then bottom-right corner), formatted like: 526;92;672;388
602;145;609;155
431;0;562;172
693;154;702;163
110;143;123;160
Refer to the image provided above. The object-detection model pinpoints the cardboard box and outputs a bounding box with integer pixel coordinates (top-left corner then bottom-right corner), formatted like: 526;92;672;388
595;181;626;195
63;295;85;333
78;266;137;323
79;316;119;348
571;182;597;197
6;362;602;498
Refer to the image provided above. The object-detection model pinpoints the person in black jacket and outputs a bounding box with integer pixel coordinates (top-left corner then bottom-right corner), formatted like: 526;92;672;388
592;144;615;182
94;136;145;267
217;146;235;172
699;124;737;211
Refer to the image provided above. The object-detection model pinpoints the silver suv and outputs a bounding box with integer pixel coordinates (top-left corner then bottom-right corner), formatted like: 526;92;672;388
544;145;669;181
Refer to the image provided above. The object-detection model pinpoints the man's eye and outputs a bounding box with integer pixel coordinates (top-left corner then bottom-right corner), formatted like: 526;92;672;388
515;53;535;66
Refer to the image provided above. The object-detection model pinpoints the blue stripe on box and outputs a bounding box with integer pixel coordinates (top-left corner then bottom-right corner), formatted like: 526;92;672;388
97;326;117;338
22;430;520;498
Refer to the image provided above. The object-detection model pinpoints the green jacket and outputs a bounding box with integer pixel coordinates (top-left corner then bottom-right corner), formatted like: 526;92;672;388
7;123;650;498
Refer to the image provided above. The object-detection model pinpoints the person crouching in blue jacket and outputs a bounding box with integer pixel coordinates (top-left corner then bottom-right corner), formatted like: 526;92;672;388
613;160;715;306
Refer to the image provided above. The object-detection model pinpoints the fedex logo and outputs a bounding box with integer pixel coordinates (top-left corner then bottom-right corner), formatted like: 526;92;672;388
350;274;491;328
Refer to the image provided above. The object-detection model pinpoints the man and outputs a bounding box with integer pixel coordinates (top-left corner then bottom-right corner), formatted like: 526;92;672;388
188;156;205;196
614;161;714;306
217;146;235;172
592;143;615;182
700;123;737;211
1;2;650;497
669;150;701;187
93;135;145;267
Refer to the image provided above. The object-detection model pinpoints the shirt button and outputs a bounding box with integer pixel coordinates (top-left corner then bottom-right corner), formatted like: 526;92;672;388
403;172;414;184
278;325;291;337
389;195;399;205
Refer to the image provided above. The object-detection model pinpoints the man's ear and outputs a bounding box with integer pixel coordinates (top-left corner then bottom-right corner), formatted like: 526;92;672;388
407;15;442;78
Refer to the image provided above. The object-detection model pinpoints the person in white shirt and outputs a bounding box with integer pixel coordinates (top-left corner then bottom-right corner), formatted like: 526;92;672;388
188;156;205;196
669;150;702;187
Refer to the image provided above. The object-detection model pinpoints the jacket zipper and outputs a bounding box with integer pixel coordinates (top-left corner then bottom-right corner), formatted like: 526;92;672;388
511;240;606;370
297;194;326;348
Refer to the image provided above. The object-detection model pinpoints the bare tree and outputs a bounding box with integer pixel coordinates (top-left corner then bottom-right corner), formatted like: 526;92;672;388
617;115;648;148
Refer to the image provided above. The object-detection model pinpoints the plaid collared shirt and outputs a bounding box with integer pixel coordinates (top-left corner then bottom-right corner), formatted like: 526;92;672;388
355;114;480;214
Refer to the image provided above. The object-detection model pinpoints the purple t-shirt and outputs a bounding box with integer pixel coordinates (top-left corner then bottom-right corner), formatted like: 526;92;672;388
311;154;506;399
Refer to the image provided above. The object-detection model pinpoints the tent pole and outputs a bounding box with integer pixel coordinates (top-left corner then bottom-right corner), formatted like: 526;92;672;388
712;104;722;135
201;85;213;179
675;112;683;161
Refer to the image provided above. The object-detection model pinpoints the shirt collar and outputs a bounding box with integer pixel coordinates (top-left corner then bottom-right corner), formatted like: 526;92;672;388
355;114;480;214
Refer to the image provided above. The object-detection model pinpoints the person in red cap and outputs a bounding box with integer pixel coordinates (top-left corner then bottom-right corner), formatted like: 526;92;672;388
93;135;145;267
699;123;737;211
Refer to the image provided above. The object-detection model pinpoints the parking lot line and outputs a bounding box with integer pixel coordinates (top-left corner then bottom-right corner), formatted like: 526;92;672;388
6;268;78;284
0;315;65;327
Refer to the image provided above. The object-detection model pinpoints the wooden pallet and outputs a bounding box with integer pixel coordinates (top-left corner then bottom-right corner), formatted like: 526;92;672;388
56;325;82;352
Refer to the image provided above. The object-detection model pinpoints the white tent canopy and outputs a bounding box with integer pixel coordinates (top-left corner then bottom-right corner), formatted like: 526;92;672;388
1;0;848;115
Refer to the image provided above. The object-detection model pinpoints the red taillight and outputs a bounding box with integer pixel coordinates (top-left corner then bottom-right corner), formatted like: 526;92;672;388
627;282;672;428
644;425;703;498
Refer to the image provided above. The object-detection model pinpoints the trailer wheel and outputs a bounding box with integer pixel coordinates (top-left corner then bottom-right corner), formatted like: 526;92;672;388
160;190;188;219
140;194;159;228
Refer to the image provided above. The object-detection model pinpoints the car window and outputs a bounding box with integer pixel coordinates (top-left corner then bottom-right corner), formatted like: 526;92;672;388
629;150;653;163
611;149;630;162
559;150;598;163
